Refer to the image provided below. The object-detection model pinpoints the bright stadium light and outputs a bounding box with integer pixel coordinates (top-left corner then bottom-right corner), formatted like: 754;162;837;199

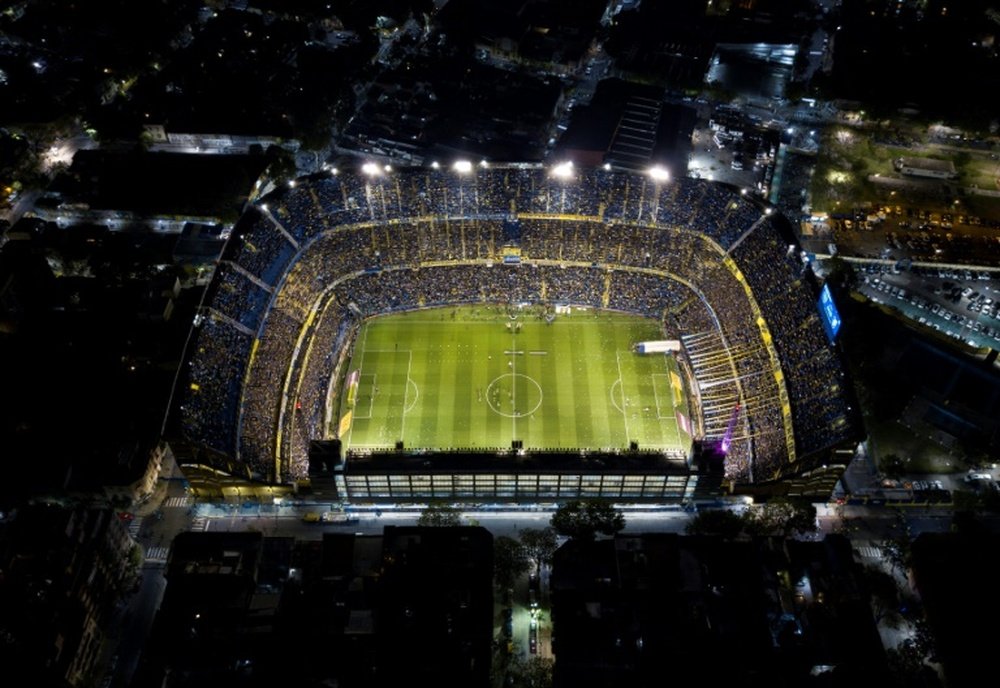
288;179;296;188
603;163;612;171
551;161;574;179
384;164;393;172
362;162;381;176
260;203;268;211
431;161;440;169
647;165;670;182
453;160;473;174
479;159;489;168
765;207;774;215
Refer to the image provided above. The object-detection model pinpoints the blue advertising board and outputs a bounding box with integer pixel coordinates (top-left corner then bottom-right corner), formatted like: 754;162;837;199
819;283;841;342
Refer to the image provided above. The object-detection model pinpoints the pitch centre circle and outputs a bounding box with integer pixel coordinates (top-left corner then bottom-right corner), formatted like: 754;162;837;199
486;373;543;418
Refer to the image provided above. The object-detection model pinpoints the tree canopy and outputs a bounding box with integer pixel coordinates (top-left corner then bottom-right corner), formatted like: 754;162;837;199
550;501;625;541
519;527;558;576
416;504;462;527
685;508;746;538
742;498;818;537
494;536;530;591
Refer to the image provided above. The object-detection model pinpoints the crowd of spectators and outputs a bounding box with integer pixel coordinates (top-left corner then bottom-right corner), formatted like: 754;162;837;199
180;316;253;456
730;222;854;460
177;166;855;484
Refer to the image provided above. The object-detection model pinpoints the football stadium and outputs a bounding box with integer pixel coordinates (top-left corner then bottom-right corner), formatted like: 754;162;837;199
171;163;859;503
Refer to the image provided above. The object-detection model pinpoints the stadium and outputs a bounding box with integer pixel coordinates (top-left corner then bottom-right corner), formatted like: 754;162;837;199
170;162;859;504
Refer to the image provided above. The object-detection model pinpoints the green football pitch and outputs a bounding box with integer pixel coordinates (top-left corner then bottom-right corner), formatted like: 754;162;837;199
335;306;691;454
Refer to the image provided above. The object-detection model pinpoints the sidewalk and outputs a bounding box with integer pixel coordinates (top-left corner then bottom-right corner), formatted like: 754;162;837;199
133;479;170;518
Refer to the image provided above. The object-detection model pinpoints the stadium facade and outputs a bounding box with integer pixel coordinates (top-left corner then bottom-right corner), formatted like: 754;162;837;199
168;163;859;504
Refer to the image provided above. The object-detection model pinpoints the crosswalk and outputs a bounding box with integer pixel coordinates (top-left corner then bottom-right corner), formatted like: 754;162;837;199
191;517;209;532
128;517;143;539
145;546;169;563
164;496;190;508
856;545;882;559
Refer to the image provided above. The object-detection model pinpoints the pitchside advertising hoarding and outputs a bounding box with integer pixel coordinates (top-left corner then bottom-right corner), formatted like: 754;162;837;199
819;283;841;342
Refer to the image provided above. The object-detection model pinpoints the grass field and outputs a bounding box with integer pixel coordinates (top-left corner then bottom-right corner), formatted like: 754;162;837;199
335;306;691;454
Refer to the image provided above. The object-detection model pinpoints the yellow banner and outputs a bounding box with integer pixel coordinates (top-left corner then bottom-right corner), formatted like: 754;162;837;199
338;411;353;438
670;371;683;404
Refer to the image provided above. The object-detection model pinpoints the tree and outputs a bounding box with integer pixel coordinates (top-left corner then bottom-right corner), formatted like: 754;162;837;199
685;509;745;538
519;527;557;577
742;498;817;537
505;655;554;688
494;536;530;592
825;257;858;290
550;501;625;541
879;536;912;577
417;504;461;527
862;564;902;625
522;656;553;688
881;453;907;480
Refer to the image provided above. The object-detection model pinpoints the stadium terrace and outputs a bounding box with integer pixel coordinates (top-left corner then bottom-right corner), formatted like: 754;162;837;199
169;163;859;503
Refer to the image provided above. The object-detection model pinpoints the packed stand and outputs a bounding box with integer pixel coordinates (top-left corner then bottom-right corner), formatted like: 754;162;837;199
730;222;854;460
180;164;850;484
180;316;253;456
238;306;304;475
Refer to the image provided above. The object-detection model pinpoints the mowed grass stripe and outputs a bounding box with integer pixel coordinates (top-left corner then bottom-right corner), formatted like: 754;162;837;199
535;324;554;446
567;327;595;448
591;321;619;448
483;326;505;448
552;325;578;448
471;336;492;447
451;341;474;448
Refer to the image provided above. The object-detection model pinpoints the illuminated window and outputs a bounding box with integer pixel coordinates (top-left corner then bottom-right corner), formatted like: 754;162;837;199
496;475;515;496
582;475;602;494
411;475;432;496
432;476;453;496
601;475;623;497
456;475;475;497
346;476;369;498
367;476;391;497
475;475;495;496
538;475;558;497
517;475;538;489
559;475;581;496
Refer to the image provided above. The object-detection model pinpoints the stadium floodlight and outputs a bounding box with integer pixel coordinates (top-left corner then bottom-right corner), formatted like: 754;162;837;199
383;164;392;172
431;161;440;169
260;203;268;211
551;161;574;179
647;165;670;182
765;207;773;215
330;167;338;175
603;162;612;171
288;179;296;188
453;160;473;174
361;162;381;176
479;159;489;168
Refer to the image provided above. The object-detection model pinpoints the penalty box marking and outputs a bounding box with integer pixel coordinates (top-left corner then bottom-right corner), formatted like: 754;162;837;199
352;373;377;419
651;374;680;422
354;350;413;425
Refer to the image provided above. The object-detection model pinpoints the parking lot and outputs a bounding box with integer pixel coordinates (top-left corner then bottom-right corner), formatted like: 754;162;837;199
857;264;1000;349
